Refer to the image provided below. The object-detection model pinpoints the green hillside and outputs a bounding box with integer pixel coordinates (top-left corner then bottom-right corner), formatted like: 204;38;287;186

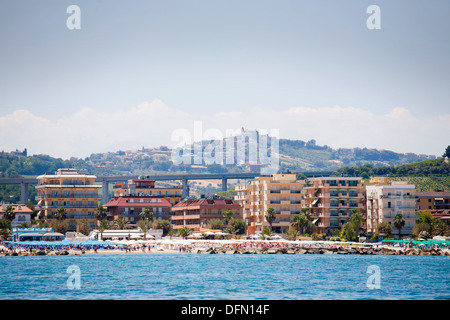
332;158;450;192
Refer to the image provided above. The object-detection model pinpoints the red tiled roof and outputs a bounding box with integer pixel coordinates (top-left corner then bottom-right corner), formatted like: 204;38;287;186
431;209;450;218
173;198;240;208
0;204;33;214
103;196;172;208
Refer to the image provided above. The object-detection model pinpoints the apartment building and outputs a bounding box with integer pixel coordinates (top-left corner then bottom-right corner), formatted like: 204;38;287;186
171;197;242;231
416;191;450;211
235;173;305;235
302;177;365;235
103;196;172;225
35;168;101;231
113;178;182;205
366;181;416;236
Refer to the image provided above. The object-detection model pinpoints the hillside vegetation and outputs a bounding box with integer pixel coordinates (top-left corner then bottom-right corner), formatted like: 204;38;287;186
332;159;450;192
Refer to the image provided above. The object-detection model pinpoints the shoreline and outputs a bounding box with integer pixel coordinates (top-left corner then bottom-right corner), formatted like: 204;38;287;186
2;241;449;257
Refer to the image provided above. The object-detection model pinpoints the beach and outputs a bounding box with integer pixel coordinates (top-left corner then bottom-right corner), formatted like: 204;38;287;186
2;238;449;256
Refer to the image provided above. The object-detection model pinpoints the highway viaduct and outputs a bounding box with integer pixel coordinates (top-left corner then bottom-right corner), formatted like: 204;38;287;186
0;171;332;205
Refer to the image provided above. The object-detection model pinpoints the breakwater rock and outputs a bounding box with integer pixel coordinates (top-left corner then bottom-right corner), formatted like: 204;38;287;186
197;246;450;256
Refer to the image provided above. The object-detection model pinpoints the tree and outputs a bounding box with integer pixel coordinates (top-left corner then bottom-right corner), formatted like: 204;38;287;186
50;219;68;234
413;222;431;237
442;145;450;158
223;210;234;225
286;229;300;241
225;218;246;235
431;218;446;236
154;219;172;236
97;219;109;240
115;217;126;230
415;210;433;225
377;222;393;238
393;213;405;239
178;227;192;239
55;207;67;221
341;222;357;241
77;219;91;236
300;208;313;221
291;215;308;234
265;207;276;235
137;218;152;239
349;209;363;236
140;208;153;222
2;206;16;226
95;205;107;223
207;218;224;230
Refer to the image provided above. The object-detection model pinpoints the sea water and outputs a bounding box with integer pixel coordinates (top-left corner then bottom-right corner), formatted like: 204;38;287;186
0;254;448;300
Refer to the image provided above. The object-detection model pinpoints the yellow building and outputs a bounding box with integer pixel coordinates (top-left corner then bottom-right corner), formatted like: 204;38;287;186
366;181;416;236
113;178;182;205
235;173;305;235
36;168;101;231
302;177;365;235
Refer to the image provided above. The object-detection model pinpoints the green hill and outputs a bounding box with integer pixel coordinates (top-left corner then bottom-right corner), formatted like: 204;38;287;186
331;158;450;192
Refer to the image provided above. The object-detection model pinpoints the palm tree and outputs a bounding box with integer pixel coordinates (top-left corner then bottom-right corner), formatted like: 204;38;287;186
291;215;302;233
265;207;276;235
115;217;126;230
137;218;152;239
97;219;109;240
95;205;107;223
55;207;67;221
300;207;312;221
140;208;153;222
2;206;16;226
393;213;405;239
178;227;192;239
291;214;309;235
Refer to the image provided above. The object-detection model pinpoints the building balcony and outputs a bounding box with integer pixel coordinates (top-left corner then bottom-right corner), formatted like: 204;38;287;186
36;194;101;199
38;205;98;209
280;190;291;194
280;200;291;205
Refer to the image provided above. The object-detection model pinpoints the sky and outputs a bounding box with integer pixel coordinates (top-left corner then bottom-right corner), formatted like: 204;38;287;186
0;0;449;159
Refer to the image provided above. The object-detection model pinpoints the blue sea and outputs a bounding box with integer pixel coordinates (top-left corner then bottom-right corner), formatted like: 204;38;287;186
0;254;448;300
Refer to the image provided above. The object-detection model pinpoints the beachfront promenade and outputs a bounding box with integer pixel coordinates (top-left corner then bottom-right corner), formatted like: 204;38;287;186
1;239;449;256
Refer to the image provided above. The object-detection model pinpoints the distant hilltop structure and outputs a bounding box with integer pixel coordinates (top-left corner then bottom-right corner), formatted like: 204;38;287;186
4;148;27;157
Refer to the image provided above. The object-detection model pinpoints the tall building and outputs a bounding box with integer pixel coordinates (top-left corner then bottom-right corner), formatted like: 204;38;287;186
35;168;101;231
302;177;365;235
171;197;242;231
113;178;182;205
235;173;305;235
366;181;416;236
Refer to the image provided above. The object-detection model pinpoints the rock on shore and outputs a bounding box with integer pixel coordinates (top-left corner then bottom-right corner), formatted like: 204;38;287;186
196;246;450;256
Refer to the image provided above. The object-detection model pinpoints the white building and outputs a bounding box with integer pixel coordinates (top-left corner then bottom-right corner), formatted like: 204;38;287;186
366;181;417;236
0;204;33;227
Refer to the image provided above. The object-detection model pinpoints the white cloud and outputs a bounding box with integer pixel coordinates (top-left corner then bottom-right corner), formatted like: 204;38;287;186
0;100;448;159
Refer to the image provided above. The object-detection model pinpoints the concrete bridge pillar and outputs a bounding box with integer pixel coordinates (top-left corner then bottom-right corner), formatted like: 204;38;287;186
182;179;189;198
102;180;109;205
20;182;29;204
221;178;228;192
